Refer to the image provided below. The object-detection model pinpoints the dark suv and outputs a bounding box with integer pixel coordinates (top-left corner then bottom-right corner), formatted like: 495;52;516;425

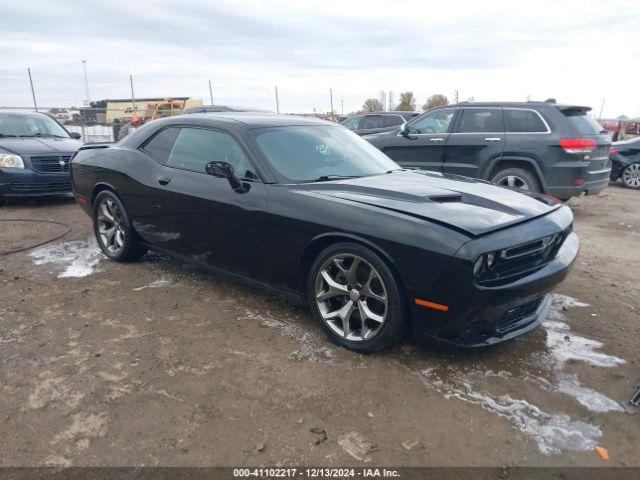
343;111;419;136
363;102;611;200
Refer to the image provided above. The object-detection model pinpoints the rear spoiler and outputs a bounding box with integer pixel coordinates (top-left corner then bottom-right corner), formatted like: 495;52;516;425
555;105;592;114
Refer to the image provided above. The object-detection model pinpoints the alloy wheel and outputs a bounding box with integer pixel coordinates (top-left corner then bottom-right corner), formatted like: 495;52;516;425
97;198;125;254
622;164;640;188
497;175;530;191
314;254;388;342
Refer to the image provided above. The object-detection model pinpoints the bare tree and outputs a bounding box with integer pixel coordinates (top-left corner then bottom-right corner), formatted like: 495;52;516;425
422;94;449;111
362;98;384;112
395;92;416;111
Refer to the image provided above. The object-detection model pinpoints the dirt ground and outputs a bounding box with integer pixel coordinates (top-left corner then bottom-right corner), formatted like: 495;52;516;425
0;183;638;468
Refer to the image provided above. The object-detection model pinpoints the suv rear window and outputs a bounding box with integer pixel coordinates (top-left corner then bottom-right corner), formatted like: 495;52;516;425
562;110;604;135
504;109;548;133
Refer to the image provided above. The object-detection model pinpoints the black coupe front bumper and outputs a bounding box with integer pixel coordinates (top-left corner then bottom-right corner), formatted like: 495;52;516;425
408;207;579;347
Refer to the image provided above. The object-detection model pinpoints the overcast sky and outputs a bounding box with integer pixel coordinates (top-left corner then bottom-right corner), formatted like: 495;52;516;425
1;0;638;117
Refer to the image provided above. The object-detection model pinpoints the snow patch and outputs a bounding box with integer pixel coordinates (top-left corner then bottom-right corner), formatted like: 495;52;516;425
30;238;104;278
132;276;172;291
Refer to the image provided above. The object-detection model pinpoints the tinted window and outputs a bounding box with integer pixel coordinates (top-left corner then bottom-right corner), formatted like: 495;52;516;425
167;127;257;179
253;126;399;183
562;110;605;135
504;109;547;133
407;108;455;134
458;109;503;133
361;115;383;129
383;115;404;127
342;117;359;130
142;127;180;164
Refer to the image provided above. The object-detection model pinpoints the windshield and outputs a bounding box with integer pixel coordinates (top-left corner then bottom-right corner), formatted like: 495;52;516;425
0;113;70;138
252;126;400;182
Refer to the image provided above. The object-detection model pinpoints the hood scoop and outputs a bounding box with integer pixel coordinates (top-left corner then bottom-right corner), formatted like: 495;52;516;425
428;194;463;203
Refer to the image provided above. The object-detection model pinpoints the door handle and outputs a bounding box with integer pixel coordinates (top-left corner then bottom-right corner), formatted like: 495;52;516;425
158;176;171;185
484;137;502;141
429;138;444;142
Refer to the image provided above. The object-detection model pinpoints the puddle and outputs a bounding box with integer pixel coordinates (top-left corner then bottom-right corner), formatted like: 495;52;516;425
30;238;104;278
409;294;626;455
132;276;172;291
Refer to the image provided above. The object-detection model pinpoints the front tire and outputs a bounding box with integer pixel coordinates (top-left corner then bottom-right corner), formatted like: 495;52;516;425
491;167;541;193
93;190;146;261
621;163;640;189
307;242;406;353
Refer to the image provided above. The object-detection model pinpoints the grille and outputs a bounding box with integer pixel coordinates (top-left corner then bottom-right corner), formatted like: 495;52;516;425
477;228;570;286
497;297;543;334
9;181;71;193
30;155;72;173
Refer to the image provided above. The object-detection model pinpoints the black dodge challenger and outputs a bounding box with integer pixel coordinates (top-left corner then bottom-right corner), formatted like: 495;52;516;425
71;113;579;352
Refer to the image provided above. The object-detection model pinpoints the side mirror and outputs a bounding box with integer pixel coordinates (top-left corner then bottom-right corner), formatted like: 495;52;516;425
69;132;82;140
205;161;248;193
400;123;416;139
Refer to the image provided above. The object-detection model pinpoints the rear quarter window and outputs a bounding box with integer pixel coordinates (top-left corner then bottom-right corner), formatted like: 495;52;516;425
383;115;404;127
141;127;181;164
504;109;548;133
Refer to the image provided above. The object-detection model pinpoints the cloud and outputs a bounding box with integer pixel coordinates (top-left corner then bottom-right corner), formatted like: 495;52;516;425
0;0;638;116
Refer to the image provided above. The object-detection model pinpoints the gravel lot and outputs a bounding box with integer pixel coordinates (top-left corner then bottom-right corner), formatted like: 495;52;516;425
1;183;638;467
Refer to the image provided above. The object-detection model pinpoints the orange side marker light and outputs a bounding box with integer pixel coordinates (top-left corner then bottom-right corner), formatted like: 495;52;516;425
414;298;449;312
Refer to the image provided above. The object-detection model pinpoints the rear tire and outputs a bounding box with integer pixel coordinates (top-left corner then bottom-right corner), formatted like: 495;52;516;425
307;242;406;353
491;167;541;193
621;163;640;189
93;190;146;261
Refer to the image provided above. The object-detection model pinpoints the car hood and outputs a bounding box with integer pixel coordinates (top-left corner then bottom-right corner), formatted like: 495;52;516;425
0;137;82;155
300;170;561;237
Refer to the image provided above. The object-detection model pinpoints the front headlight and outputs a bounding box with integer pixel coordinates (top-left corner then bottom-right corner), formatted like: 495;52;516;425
0;154;25;169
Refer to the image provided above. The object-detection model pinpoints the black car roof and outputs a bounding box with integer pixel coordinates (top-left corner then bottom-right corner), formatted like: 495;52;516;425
175;112;334;128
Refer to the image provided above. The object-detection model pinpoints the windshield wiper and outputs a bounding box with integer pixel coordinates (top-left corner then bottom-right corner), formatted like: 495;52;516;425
302;175;360;183
18;133;66;138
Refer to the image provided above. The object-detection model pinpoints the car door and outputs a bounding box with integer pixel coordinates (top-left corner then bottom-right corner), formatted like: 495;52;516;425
380;108;457;171
145;126;268;279
443;107;505;178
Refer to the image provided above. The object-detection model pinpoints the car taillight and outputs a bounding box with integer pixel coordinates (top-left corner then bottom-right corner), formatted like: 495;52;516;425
559;138;597;154
609;147;618;156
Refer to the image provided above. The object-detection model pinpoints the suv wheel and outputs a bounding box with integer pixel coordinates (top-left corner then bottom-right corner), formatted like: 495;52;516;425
491;167;541;193
93;190;146;261
621;163;640;189
307;242;406;353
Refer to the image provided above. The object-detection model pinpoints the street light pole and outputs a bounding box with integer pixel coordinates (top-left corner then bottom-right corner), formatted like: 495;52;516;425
329;88;335;121
208;80;214;105
82;60;91;106
27;68;38;112
130;75;136;110
274;86;280;114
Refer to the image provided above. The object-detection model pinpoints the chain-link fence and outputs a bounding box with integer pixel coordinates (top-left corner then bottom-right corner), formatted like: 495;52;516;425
0;103;195;143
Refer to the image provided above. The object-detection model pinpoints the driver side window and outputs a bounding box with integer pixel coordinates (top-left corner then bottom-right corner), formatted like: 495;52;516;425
167;127;258;180
407;108;456;135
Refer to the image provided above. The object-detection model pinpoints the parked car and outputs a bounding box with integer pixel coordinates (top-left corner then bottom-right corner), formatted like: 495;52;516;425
363;102;611;200
71;113;578;352
0;111;82;203
342;111;419;136
609;137;640;189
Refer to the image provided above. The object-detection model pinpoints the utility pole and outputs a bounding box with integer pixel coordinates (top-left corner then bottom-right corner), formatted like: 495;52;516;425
274;86;280;114
208;80;214;105
454;89;459;104
27;68;38;111
341;99;344;115
329;88;335;120
129;75;136;110
598;98;606;120
82;60;90;106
